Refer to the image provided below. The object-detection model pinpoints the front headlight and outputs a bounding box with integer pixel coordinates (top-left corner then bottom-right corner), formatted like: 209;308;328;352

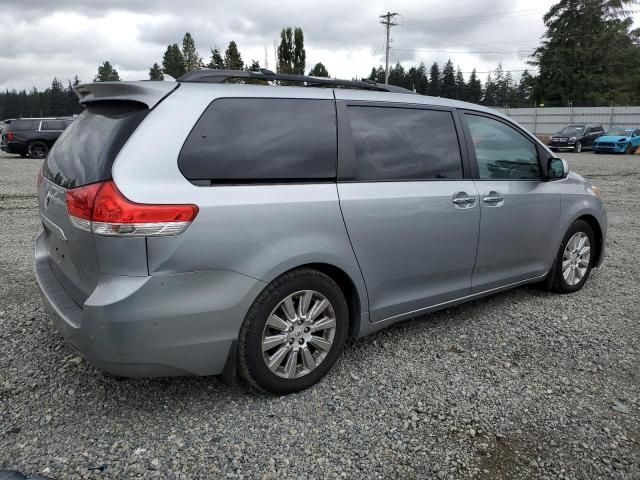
618;138;627;142
591;185;603;198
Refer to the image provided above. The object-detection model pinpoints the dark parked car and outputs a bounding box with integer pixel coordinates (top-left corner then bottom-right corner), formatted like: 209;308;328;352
1;118;72;159
548;123;604;152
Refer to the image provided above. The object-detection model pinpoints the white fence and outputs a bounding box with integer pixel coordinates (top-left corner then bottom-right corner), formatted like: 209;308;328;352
493;106;640;135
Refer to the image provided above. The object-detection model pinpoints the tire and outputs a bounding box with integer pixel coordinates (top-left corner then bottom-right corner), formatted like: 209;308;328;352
574;141;583;153
549;220;596;294
625;143;635;155
238;268;349;394
27;141;49;159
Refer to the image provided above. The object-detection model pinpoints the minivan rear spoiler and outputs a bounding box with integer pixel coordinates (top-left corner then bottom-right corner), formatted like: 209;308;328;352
74;81;179;108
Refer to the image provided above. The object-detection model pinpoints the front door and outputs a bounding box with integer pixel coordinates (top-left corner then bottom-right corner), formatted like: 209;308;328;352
461;112;561;293
336;102;480;322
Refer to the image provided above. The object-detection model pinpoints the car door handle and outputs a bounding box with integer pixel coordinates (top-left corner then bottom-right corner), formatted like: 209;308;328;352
483;193;504;204
452;193;476;207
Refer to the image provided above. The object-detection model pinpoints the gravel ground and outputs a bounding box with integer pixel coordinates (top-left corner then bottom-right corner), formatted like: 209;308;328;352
0;150;638;479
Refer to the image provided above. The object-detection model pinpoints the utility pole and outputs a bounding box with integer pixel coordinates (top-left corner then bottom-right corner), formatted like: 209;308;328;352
380;12;399;84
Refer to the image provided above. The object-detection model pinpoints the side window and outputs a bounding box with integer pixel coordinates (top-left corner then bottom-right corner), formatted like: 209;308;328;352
347;106;463;181
465;114;540;180
42;120;67;131
10;121;34;132
178;98;336;183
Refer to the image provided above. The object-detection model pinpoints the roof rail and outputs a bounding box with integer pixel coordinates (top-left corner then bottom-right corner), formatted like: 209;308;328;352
176;69;414;94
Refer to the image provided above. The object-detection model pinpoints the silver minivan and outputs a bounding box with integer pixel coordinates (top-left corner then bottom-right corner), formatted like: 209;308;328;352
35;70;607;394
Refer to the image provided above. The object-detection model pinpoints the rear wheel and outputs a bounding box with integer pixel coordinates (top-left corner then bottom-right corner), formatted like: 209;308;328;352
27;141;49;159
238;268;349;394
549;220;595;293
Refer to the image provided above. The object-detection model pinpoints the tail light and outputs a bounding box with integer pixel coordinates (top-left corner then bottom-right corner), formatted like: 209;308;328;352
66;180;198;236
7;132;13;141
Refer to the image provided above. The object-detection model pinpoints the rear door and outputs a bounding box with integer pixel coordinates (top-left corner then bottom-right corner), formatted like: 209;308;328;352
337;101;480;322
39;101;150;305
461;112;560;293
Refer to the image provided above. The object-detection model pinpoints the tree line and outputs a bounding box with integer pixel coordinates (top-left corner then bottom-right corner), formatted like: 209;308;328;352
2;0;639;119
367;61;536;107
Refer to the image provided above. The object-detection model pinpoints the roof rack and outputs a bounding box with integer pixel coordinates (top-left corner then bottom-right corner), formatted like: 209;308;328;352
176;69;414;94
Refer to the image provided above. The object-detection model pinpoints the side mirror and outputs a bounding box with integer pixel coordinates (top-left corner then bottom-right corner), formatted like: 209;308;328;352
548;157;569;180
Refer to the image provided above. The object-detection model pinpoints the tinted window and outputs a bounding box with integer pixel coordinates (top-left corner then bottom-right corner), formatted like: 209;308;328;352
347;106;462;181
41;120;68;131
179;98;336;182
9;120;36;132
44;101;148;189
465;114;540;180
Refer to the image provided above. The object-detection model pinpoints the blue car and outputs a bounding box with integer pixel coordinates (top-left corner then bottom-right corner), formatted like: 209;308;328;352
592;127;640;154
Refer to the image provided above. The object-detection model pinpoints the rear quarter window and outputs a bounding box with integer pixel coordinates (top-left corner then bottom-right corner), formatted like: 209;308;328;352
9;120;36;132
43;102;148;189
178;98;337;183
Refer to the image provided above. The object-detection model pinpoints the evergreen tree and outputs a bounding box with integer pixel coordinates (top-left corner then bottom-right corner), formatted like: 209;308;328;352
48;78;67;114
428;62;441;97
388;63;410;90
309;62;329;77
94;61;120;82
224;41;244;70
277;27;294;74
293;27;306;75
483;74;498;106
455;67;466;100
368;66;385;83
441;60;456;99
248;60;261;72
182;32;202;72
206;47;225;69
466;69;483;104
516;70;536;106
408;63;428;94
531;0;640;106
149;63;164;80
162;44;185;78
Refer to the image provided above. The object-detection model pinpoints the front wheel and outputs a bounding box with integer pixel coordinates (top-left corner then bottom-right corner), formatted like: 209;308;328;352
574;141;583;153
549;220;595;293
238;269;349;394
626;143;635;155
27;141;49;159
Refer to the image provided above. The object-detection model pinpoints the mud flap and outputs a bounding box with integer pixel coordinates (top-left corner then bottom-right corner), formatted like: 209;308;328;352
219;340;238;386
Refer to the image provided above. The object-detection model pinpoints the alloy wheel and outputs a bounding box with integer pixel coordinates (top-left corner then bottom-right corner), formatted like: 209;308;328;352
562;232;591;286
261;290;337;379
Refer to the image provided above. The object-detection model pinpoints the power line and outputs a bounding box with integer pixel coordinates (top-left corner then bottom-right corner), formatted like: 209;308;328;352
399;9;545;25
391;47;535;55
380;12;399;84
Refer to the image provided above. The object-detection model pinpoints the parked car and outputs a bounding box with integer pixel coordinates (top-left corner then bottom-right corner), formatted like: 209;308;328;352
592;127;640;154
1;117;73;159
548;123;604;152
35;71;607;394
0;118;16;150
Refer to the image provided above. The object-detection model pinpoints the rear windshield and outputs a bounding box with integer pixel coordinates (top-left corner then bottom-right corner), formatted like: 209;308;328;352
43;101;148;189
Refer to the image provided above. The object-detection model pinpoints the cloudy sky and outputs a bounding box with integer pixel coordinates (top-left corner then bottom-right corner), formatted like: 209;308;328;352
0;0;638;91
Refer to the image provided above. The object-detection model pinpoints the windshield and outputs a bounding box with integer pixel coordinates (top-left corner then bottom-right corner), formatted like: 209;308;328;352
559;126;584;136
606;128;632;136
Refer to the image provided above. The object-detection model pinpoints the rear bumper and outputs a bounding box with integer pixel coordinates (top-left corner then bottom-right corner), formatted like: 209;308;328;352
34;232;265;377
2;142;27;155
